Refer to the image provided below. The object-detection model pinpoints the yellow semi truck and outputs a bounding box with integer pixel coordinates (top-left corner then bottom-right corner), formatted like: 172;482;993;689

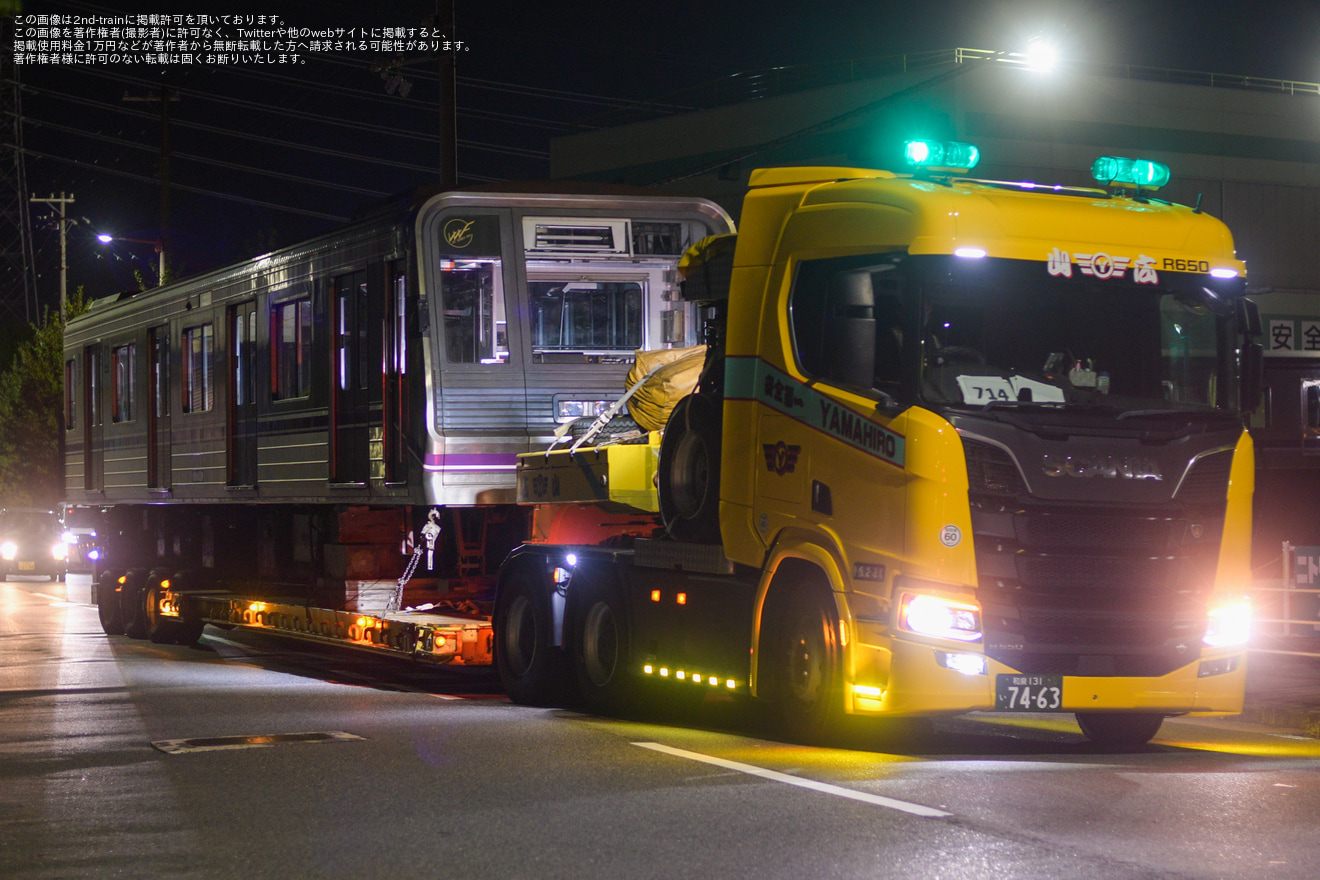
498;142;1262;747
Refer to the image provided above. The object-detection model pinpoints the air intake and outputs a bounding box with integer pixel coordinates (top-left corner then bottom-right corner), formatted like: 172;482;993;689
523;217;631;256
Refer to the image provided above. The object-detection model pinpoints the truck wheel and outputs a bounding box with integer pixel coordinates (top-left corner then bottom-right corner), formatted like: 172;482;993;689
96;571;125;635
1075;713;1164;750
144;574;179;644
494;566;566;706
572;583;633;714
771;588;843;743
658;394;722;544
119;570;149;640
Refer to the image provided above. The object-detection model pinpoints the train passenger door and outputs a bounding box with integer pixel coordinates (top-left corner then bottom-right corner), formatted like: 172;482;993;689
82;344;103;492
147;325;171;490
382;261;409;483
228;302;258;487
331;270;376;485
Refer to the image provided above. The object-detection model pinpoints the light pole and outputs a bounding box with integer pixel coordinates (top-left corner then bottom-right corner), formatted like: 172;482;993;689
96;233;165;287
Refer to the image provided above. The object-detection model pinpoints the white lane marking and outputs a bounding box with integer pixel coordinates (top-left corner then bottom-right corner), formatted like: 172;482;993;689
632;742;951;818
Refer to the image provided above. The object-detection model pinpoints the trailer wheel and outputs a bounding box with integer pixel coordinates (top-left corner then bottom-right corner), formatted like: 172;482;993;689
95;571;125;635
144;575;179;644
119;570;149;640
771;588;843;743
572;584;633;714
1075;713;1164;750
658;394;722;544
494;566;566;706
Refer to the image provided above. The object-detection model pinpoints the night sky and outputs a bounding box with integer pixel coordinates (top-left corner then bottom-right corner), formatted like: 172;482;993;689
12;0;1320;309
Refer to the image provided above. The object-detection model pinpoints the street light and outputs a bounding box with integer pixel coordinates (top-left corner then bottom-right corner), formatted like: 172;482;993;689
97;233;165;286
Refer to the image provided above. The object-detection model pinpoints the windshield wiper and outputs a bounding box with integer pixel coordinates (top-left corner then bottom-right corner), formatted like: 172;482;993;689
1115;408;1224;421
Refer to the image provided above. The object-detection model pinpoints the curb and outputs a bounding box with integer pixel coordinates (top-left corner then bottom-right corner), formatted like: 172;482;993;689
1237;704;1320;738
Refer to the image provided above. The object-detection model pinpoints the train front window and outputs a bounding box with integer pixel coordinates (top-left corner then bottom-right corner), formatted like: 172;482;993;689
529;280;643;360
440;259;509;364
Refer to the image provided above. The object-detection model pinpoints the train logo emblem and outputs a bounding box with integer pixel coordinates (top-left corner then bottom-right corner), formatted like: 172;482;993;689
444;218;477;248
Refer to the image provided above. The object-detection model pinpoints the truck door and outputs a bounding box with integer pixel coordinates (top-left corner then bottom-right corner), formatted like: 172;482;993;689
147;325;171;490
228;302;257;486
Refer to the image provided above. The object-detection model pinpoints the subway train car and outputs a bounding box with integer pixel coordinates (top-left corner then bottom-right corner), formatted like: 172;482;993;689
65;186;733;612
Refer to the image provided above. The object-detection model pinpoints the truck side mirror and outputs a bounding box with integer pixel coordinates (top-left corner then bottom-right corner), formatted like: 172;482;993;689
824;271;875;389
1236;298;1261;338
1240;341;1263;414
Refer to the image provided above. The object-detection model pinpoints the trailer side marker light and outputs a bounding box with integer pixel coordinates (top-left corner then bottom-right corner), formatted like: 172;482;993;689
692;674;702;683
659;667;669;677
676;593;687;605
248;602;266;612
710;677;720;687
650;590;661;602
160;579;170;589
854;684;884;698
644;664;654;674
676;670;686;680
726;679;736;689
118;575;127;585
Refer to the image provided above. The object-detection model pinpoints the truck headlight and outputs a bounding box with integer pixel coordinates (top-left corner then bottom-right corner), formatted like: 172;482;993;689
1;541;16;561
898;592;982;642
1203;599;1251;648
52;542;68;561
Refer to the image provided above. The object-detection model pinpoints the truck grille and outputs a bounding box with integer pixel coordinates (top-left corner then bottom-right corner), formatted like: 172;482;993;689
963;439;1231;677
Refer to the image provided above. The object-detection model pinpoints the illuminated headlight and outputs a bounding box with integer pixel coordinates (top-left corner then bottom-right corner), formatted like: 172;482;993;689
937;651;988;676
1;541;16;561
556;400;613;422
62;530;77;544
899;593;982;642
51;542;68;561
1203;600;1251;648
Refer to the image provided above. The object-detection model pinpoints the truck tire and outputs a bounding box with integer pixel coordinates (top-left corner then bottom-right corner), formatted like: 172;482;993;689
494;565;567;706
1075;712;1164;750
770;587;843;744
571;580;633;714
658;394;722;544
96;571;125;635
119;569;149;640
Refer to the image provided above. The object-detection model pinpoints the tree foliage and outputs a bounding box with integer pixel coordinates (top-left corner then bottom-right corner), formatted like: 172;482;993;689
0;292;88;508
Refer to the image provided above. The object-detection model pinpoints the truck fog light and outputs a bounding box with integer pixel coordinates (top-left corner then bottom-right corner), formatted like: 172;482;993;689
937;651;987;676
899;593;982;642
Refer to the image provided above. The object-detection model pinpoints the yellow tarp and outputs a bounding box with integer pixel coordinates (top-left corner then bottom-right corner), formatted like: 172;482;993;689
626;345;707;432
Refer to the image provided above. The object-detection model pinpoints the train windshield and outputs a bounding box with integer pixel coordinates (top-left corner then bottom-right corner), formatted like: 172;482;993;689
528;280;644;356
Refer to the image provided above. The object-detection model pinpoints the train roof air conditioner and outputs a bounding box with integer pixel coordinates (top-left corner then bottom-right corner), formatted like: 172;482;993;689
523;217;631;256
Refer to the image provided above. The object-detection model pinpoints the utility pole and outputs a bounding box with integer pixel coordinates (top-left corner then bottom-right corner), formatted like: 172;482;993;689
28;192;75;315
437;0;457;189
123;86;179;283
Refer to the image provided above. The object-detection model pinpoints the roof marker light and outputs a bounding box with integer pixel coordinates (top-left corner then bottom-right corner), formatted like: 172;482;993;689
954;247;987;259
1210;268;1239;279
904;140;980;173
1091;156;1171;190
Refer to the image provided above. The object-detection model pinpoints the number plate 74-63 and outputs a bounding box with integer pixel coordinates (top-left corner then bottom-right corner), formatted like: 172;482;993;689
995;674;1064;711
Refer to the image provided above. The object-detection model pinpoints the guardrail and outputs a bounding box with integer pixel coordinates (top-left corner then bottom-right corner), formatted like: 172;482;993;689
1251;545;1320;658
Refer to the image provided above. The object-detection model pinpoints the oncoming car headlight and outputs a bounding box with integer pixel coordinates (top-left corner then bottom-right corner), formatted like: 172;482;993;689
51;542;68;561
898;592;982;642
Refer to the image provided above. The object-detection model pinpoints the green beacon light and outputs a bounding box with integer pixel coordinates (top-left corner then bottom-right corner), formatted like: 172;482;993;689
1091;156;1171;190
904;140;980;173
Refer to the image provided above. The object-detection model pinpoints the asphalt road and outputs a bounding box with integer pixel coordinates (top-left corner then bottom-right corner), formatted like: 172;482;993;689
3;576;1319;880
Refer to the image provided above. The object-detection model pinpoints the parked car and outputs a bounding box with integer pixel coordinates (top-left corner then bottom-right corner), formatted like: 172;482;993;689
0;508;68;582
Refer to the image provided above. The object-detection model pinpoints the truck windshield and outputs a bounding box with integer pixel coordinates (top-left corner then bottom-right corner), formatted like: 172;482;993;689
916;258;1241;418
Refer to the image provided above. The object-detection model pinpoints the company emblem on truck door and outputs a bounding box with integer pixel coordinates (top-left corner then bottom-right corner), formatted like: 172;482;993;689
1041;453;1163;480
763;442;801;475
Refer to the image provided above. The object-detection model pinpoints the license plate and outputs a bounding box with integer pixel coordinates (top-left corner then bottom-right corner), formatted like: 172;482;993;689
18;561;35;571
995;674;1064;711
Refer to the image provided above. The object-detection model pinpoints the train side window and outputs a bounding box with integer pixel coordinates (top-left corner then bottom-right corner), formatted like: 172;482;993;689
440;258;508;364
182;324;214;414
65;359;76;430
111;343;136;422
528;280;643;358
271;298;312;400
